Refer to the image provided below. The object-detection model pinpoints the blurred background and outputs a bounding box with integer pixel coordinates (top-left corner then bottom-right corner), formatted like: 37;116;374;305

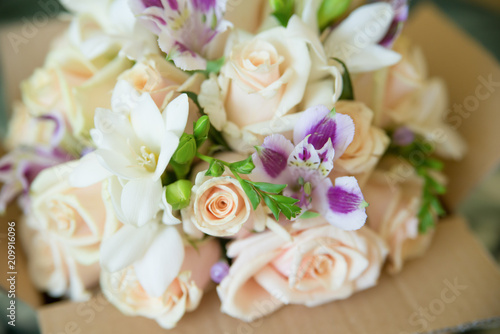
0;0;499;333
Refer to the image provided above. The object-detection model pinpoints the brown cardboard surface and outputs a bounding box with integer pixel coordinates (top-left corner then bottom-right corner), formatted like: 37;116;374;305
404;4;500;212
0;202;43;308
36;215;500;334
0;4;500;334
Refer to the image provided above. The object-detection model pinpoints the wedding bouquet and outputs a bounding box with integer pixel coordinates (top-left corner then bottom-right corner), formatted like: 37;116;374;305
1;0;466;329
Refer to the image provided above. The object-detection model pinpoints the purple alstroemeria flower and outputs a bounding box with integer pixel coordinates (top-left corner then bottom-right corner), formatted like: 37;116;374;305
129;0;232;70
373;0;409;48
0;112;73;213
252;105;368;231
0;147;73;213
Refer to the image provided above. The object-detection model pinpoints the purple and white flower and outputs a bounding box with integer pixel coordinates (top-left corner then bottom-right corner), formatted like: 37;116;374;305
252;105;368;231
0;147;73;213
130;0;232;70
0;113;73;213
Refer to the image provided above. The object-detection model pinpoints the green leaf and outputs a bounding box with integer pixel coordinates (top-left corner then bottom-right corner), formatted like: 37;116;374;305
205;57;225;74
277;202;293;219
263;195;280;220
426;175;446;195
253;182;287;194
165;180;192;211
289;204;303;219
205;160;225;177
193;115;210;147
230;156;255;175
418;207;435;234
424;158;444;171
240;180;261;210
333;57;354;100
300;210;321;219
429;196;446;216
267;194;299;204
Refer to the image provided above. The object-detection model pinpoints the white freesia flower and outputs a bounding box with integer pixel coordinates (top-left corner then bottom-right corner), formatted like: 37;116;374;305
100;221;185;297
323;3;401;73
70;91;189;227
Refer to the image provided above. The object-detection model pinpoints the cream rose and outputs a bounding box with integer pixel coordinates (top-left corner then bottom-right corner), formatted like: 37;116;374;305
199;16;344;154
181;172;253;238
353;36;466;159
21;41;132;147
363;160;435;273
21;161;119;300
218;223;388;322
198;20;313;153
4;102;55;150
100;239;221;329
329;101;389;185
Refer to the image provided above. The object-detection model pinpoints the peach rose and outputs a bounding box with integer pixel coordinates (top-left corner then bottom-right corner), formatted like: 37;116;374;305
353;36;466;159
20;161;119;300
218;223;388;322
363;160;435;273
332;101;389;181
383;36;428;110
353;35;426;119
116;54;205;111
199;17;343;154
100;239;221;329
4;102;55;150
21;41;133;146
181;172;254;238
20;223;101;301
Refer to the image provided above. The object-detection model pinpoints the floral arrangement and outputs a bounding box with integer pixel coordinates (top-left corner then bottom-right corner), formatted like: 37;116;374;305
1;0;466;329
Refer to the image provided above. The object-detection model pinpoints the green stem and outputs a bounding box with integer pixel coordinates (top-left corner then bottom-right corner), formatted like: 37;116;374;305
196;152;213;163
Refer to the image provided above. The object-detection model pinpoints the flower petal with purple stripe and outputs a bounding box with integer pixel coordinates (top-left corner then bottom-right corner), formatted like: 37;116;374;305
252;134;294;181
313;176;367;230
287;137;321;172
0;147;73;213
294;105;355;159
192;0;215;12
141;0;165;9
130;0;232;70
37;113;66;148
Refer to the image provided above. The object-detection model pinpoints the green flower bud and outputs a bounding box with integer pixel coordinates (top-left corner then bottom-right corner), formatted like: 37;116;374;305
269;0;294;12
318;0;351;30
193;115;210;147
165;179;193;211
172;134;197;165
205;159;225;177
270;0;294;26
